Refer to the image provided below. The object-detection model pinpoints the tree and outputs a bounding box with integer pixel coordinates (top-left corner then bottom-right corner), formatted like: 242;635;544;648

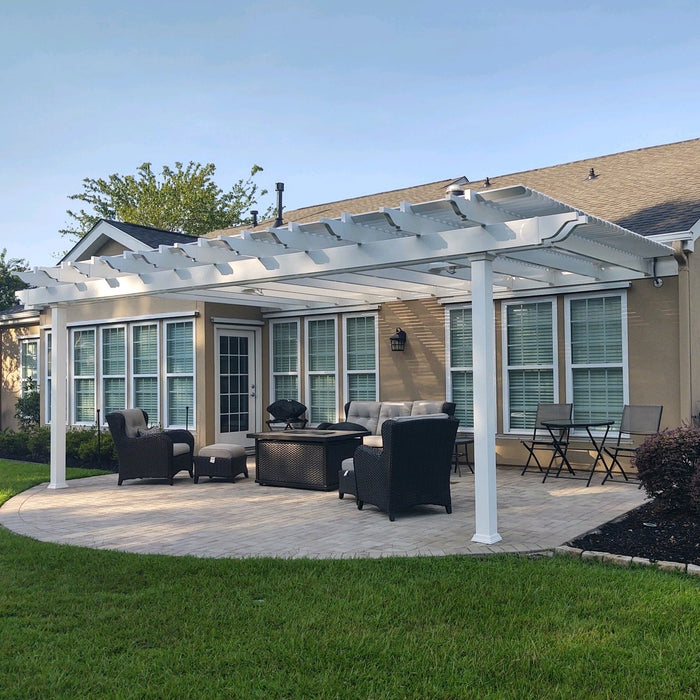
0;248;29;310
60;162;272;240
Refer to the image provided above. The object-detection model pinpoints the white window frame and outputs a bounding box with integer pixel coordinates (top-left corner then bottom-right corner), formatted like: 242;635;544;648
304;315;338;424
131;322;160;426
445;304;473;429
342;313;378;403
564;290;629;427
44;331;52;424
101;325;127;419
164;319;196;429
71;327;96;425
19;337;39;396
501;297;558;434
269;319;301;402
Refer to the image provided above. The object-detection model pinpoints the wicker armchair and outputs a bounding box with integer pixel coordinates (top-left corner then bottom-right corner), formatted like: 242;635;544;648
353;415;458;521
106;409;194;485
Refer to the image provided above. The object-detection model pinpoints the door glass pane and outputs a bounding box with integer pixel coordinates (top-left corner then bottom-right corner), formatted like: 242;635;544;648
219;334;249;433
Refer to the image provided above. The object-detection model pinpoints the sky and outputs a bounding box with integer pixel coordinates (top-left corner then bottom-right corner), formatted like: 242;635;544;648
1;0;699;268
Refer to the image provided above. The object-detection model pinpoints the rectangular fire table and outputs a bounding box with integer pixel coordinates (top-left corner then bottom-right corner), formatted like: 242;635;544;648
247;429;368;490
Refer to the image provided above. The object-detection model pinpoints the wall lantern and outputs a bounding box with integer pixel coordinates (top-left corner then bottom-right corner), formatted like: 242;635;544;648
389;327;407;352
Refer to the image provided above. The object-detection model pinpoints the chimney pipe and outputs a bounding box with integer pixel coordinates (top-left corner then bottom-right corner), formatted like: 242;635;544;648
251;210;258;227
274;182;284;227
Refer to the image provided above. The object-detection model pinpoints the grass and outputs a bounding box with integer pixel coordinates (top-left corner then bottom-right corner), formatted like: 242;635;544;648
0;460;699;699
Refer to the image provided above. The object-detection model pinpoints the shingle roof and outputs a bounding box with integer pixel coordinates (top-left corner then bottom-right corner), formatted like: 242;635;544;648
211;138;700;239
105;220;198;247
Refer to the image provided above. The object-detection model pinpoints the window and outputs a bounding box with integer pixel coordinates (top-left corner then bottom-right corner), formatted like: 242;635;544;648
45;332;52;423
566;293;627;424
271;320;300;400
132;323;159;424
166;320;194;427
19;338;39;396
306;317;337;423
447;307;473;428
503;300;556;431
102;326;126;416
344;315;377;402
73;329;95;423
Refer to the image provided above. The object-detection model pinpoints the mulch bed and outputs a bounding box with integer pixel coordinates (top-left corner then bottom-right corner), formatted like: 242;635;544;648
568;500;700;566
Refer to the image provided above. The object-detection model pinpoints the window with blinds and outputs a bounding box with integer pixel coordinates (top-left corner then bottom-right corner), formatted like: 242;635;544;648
102;326;126;415
73;329;95;423
19;338;39;396
345;315;377;402
567;294;626;424
448;307;474;428
132;323;159;424
504;300;556;431
166;321;194;427
271;320;299;400
306;317;337;423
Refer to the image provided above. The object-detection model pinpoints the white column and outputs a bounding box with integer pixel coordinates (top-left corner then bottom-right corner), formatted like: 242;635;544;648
48;304;68;489
470;254;501;544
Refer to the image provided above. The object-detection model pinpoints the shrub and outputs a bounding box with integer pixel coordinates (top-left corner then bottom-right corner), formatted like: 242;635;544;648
14;379;41;429
634;425;700;514
0;425;117;471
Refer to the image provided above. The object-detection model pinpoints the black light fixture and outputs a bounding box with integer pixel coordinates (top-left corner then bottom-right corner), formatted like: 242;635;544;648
389;327;407;352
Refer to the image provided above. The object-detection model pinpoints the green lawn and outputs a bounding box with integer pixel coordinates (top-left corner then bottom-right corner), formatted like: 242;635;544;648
1;460;698;699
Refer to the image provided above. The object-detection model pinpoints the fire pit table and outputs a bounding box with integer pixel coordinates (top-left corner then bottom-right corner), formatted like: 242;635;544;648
247;429;368;491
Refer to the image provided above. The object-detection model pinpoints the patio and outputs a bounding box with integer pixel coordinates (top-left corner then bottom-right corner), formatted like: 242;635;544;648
0;462;646;558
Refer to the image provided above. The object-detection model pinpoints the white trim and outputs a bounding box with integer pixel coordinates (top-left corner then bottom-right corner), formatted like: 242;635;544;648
501;297;558;434
564;290;629;428
438;281;632;305
210;316;264;326
264;304;380;319
342;312;379;403
41;309;198;330
269;319;301;404
304;315;338;423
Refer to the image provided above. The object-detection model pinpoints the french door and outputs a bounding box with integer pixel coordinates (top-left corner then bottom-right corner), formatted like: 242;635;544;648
215;327;259;446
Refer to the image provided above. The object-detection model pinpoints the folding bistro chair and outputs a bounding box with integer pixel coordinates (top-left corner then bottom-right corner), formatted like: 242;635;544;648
602;405;663;484
520;403;572;475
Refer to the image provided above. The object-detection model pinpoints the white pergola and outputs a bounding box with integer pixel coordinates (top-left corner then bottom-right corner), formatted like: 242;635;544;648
19;185;677;544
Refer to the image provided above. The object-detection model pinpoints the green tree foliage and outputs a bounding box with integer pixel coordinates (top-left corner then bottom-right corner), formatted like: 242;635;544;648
60;162;271;239
0;248;29;310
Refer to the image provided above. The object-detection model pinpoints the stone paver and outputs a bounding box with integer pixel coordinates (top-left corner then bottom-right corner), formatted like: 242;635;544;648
0;463;647;559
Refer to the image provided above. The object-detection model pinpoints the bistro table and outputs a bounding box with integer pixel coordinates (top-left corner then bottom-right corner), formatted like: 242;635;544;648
541;419;614;487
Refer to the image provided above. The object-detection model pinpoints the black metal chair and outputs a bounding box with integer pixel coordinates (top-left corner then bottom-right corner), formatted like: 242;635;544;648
602;405;663;484
265;399;308;430
106;409;194;485
353;415;458;521
520;403;572;475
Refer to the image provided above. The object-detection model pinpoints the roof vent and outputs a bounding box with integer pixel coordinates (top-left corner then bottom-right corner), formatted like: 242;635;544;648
484;177;491;187
251;210;258;227
445;183;465;197
586;168;598;180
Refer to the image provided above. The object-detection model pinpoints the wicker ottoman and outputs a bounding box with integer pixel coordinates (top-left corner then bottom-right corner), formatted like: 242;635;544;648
194;443;248;483
338;457;356;499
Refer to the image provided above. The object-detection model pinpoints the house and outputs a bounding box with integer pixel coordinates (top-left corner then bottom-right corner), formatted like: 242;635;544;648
4;138;700;543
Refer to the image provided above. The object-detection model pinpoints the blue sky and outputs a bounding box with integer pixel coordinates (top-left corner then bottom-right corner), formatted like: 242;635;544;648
1;0;699;268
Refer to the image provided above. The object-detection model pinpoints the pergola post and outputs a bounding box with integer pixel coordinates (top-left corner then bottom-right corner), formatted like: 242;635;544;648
48;304;68;489
469;254;501;544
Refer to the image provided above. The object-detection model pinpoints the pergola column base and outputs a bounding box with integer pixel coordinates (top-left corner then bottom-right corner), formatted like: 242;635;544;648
471;532;503;544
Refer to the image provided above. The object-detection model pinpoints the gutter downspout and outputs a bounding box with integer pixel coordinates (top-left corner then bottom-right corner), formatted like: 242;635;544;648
673;243;693;424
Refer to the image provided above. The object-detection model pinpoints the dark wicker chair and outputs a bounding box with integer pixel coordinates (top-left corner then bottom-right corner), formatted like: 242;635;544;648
106;409;194;485
353;415;458;521
266;399;308;430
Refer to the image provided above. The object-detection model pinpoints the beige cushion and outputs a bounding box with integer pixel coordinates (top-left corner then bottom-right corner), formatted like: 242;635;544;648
122;409;147;438
377;402;412;432
198;443;245;459
362;435;383;448
345;401;381;434
410;400;445;416
341;457;354;471
173;442;192;457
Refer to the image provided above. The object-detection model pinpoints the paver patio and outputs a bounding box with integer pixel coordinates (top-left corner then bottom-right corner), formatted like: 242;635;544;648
0;462;646;558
